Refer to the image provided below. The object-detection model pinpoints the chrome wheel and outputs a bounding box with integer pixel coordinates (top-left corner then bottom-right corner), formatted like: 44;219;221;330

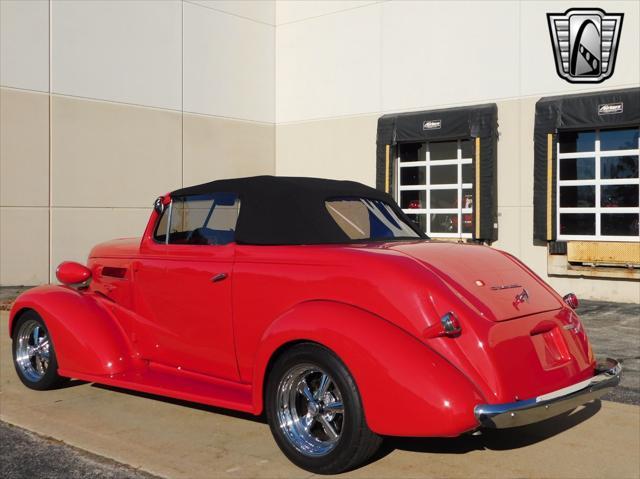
15;319;51;383
276;364;345;457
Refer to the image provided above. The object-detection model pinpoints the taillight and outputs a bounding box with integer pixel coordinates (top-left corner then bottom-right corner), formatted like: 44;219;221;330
424;311;462;338
563;293;579;309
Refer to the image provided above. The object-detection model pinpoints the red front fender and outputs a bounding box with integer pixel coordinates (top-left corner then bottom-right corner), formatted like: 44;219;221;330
9;285;135;376
252;301;485;437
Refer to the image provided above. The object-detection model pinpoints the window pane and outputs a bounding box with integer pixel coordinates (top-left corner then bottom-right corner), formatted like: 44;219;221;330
559;130;595;153
462;189;473;209
559;213;595;235
430;189;458;209
154;209;169;242
406;213;427;233
400;166;426;185
460;140;473;158
401;190;425;209
600;128;639;151
559;157;595;180
430;164;457;184
601;184;639;208
462;213;473;234
601;214;640;237
326;198;420;240
169;193;239;245
600;156;639;179
462;163;473;183
399;143;423;162
430;213;458;234
559;185;595;207
429;141;457;161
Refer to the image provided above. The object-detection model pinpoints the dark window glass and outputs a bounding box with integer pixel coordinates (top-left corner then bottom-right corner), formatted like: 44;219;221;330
326;198;421;240
461;212;473;234
400;190;425;209
601;184;639;208
601;214;640;237
559;157;595;180
600;156;639;179
167;193;239;245
400;166;426;185
430;213;458;233
462;189;473;209
600;128;639;151
559;214;595;235
462;163;473;183
559;185;595;207
429;141;457;161
406;213;427;233
460;140;473;158
399;143;424;162
430;165;457;184
559;130;595;153
154;209;169;242
430;189;458;209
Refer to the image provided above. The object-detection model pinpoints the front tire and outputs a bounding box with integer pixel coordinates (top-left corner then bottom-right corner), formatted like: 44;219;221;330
12;311;67;390
265;343;381;474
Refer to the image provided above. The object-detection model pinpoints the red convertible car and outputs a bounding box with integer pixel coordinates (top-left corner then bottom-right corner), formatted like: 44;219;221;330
10;176;621;473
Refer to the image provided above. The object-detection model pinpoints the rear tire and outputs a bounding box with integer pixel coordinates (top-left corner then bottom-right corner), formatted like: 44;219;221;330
265;343;381;474
12;311;68;390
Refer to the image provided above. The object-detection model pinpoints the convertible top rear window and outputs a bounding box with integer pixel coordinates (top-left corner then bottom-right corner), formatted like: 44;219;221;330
326;198;421;241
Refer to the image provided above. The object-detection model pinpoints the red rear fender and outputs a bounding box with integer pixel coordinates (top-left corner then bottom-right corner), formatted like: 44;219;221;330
9;285;135;376
253;301;485;437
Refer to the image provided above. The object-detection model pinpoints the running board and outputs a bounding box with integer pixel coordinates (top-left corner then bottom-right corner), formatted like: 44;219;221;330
59;362;254;413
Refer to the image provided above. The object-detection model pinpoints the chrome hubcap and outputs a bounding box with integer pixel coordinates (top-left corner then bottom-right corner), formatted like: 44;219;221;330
15;320;50;382
276;364;344;457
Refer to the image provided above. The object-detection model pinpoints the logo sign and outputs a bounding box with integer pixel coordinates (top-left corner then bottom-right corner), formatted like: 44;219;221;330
423;120;441;130
598;102;623;115
547;8;623;83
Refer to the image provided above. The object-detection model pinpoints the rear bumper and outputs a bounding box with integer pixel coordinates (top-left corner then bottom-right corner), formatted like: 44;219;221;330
474;358;622;429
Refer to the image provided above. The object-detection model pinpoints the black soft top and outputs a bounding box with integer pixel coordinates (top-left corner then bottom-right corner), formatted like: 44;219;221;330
170;175;424;245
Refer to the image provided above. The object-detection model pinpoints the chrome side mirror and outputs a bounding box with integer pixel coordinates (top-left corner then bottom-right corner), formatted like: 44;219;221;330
153;196;165;215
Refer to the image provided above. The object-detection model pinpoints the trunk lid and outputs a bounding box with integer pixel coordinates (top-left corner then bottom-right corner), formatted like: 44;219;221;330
389;241;563;322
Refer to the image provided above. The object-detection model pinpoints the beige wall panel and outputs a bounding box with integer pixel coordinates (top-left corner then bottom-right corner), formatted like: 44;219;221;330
51;96;181;208
547;275;640;304
518;97;538;208
492;206;522;258
183;114;275;186
520;1;640;97
381;1;519;113
51;207;150;282
496;100;521;208
0;88;49;207
0;0;49;92
190;1;275;25
276;4;381;123
183;2;275;123
0;207;49;285
51;0;181;110
276;1;378;25
276;115;377;186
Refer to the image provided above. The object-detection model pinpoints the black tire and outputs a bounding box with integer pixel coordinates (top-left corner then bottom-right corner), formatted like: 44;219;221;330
12;310;68;390
265;343;382;474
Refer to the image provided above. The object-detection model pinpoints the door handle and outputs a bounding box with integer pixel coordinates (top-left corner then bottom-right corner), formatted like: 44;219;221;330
211;273;228;283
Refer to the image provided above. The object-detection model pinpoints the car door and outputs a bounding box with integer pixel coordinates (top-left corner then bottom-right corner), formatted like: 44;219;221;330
135;192;241;381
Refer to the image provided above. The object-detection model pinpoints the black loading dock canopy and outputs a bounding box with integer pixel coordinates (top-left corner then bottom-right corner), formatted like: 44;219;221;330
533;87;640;242
376;104;498;242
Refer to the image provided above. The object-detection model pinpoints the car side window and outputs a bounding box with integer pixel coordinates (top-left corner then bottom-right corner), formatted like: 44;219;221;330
154;193;240;245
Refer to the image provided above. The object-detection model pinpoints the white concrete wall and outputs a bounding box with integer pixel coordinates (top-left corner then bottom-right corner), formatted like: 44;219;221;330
1;0;276;285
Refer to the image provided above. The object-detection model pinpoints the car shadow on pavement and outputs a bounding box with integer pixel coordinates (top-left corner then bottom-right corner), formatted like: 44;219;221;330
372;400;602;462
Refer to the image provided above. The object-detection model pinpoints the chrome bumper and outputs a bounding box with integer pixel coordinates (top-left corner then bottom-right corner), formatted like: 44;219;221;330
474;358;622;429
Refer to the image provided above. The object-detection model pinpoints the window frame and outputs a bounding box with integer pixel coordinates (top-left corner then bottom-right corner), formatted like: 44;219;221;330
152;193;240;246
556;128;640;242
396;139;473;239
